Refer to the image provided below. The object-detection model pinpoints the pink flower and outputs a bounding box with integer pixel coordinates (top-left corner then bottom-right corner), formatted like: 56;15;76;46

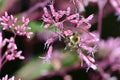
0;34;25;69
4;37;25;61
42;5;71;30
1;75;15;80
1;75;21;80
98;37;120;71
64;30;73;36
109;47;120;71
14;17;33;38
0;32;3;48
110;0;120;20
42;5;98;70
15;25;33;38
70;0;97;12
79;32;99;53
77;49;97;70
0;12;17;30
44;24;50;29
42;4;94;32
98;37;120;55
44;37;55;48
39;45;53;62
110;0;120;13
0;12;32;76
0;12;33;38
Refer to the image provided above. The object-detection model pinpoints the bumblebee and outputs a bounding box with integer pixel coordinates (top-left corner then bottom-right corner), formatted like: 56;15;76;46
66;32;80;49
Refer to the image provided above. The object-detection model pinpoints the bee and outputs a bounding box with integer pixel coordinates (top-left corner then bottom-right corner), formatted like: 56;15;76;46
65;32;80;49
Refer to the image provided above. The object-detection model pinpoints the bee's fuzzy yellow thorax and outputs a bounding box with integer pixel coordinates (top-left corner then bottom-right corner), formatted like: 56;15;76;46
69;32;80;45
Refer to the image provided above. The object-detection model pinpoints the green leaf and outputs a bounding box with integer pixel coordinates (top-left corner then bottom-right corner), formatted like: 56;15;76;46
29;21;59;32
28;21;45;32
15;58;52;80
62;51;79;66
0;0;7;9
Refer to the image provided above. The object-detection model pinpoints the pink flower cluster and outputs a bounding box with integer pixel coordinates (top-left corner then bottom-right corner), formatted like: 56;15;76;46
0;75;21;80
0;12;33;79
70;0;108;12
98;37;120;71
71;0;120;20
0;12;17;30
0;12;33;38
4;37;25;61
42;5;71;30
41;5;99;70
110;0;120;20
42;4;95;31
0;32;24;69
